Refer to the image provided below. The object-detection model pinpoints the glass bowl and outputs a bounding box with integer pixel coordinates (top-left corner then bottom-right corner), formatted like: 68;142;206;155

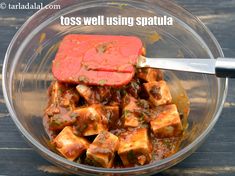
2;0;228;175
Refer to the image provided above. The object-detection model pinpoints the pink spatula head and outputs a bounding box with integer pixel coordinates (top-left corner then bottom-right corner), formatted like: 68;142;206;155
52;34;143;86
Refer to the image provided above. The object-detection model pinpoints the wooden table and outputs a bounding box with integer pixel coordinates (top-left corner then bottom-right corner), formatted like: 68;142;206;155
1;0;235;175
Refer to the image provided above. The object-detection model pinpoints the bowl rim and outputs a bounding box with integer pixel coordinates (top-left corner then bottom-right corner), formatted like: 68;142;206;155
2;0;228;174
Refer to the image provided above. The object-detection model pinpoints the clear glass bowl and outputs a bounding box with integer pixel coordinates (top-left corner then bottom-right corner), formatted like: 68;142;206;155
2;0;228;175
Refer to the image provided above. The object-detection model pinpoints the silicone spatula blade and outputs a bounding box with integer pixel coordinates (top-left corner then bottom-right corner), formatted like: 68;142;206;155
52;34;143;86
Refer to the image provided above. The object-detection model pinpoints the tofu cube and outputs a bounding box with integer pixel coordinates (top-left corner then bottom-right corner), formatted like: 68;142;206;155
86;131;119;168
138;68;163;82
53;126;89;161
118;128;152;166
144;81;172;106
150;104;183;138
73;105;108;136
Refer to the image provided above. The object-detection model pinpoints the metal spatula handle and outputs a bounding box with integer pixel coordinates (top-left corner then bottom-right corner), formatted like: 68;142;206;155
137;56;235;78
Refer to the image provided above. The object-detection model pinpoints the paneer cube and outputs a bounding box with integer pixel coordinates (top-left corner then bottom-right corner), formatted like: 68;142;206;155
73;105;108;136
76;85;111;104
48;112;77;131
150;104;183;138
103;106;120;129
47;81;79;110
86;131;119;168
45;81;80;131
118;128;152;166
144;81;172;106
138;68;163;82
124;115;139;127
76;84;94;104
53;126;89;161
122;95;141;128
122;95;140;111
47;81;65;104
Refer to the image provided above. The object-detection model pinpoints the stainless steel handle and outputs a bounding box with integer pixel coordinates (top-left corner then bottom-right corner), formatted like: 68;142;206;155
215;58;235;78
138;56;235;78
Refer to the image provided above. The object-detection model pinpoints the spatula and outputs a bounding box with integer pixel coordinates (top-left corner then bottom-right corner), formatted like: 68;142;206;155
52;34;235;87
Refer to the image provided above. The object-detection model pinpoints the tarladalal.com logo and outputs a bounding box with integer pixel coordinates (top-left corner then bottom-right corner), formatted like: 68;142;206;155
0;2;60;10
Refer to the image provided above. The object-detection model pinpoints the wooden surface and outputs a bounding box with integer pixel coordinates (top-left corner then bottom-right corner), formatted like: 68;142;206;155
1;0;235;175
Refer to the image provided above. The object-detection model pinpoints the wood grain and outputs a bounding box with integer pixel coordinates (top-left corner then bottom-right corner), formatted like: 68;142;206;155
1;0;235;175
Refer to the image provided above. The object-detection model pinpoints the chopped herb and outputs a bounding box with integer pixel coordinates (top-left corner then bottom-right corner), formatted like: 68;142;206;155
151;153;155;160
88;114;97;121
96;44;107;53
162;139;172;149
149;85;162;99
140;123;148;128
77;123;88;133
58;88;63;95
96;42;113;54
105;111;112;121
131;81;139;90
85;157;102;167
123;95;130;105
123;110;131;117
127;150;136;163
98;131;108;143
139;113;145;122
46;111;54;117
50;119;61;126
83;64;89;70
54;61;60;68
76;157;82;164
93;123;98;130
98;79;107;86
120;89;127;96
78;76;89;83
137;99;149;109
69;112;78;119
